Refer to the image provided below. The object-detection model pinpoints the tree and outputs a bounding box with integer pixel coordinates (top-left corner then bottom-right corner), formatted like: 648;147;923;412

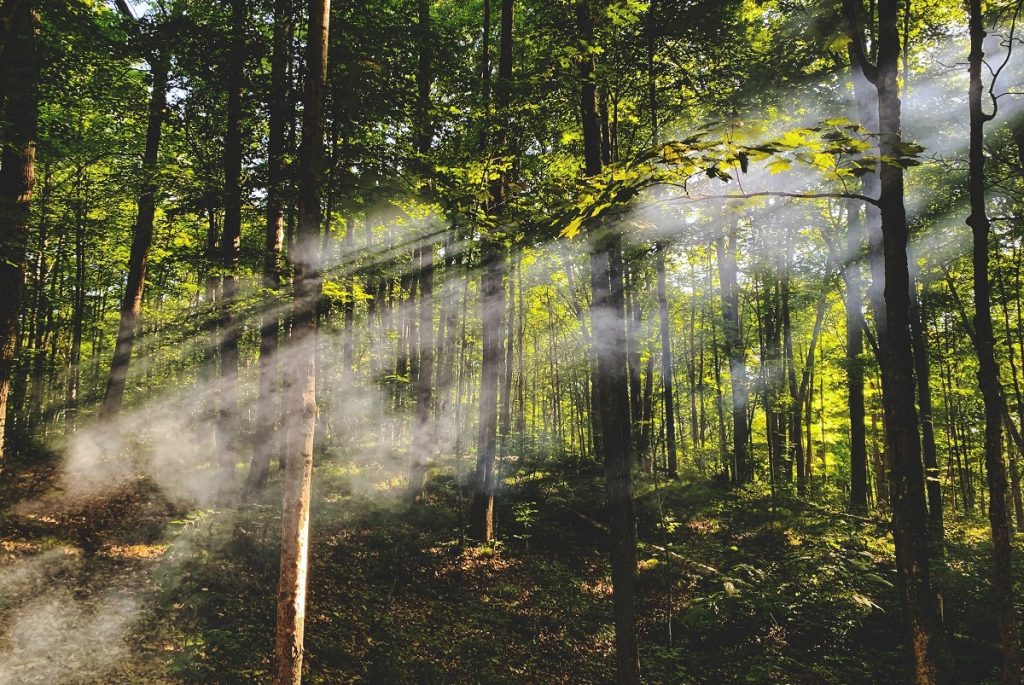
101;13;170;417
246;0;291;497
577;0;640;681
844;0;955;681
966;1;1023;680
272;0;329;680
717;216;750;483
469;0;513;542
409;0;434;497
0;0;37;466
217;0;246;488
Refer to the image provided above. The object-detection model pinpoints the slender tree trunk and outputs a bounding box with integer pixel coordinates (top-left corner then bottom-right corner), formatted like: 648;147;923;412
218;0;246;488
515;265;526;437
23;162;48;430
845;198;869;512
499;253;516;443
792;288;827;494
272;0;328;681
246;0;290;497
909;276;943;542
410;0;434;497
203;204;220;451
656;242;677;477
66;177;86;429
577;2;640;681
996;273;1024;529
967;4;1023;680
0;0;36;467
101;50;169;418
626;275;643;441
716;221;750;483
782;238;803;491
848;41;886;369
471;247;504;539
469;0;512;541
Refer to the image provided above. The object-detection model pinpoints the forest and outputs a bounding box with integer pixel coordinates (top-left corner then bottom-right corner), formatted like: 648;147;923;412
5;0;1024;682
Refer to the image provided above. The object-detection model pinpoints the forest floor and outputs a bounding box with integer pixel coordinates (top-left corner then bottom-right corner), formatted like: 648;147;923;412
0;446;1018;684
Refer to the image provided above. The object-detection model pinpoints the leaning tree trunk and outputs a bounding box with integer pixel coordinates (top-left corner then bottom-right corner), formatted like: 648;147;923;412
0;0;36;467
101;49;169;418
577;1;640;682
967;3;1024;681
272;0;328;681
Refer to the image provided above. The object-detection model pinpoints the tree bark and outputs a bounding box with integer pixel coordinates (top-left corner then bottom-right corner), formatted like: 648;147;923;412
272;0;328;680
246;0;290;497
469;0;512;541
577;2;640;681
909;274;943;542
996;272;1024;529
470;247;504;539
967;3;1024;681
66;172;86;429
0;0;36;467
844;198;869;512
716;220;750;483
101;50;169;418
218;0;246;488
845;0;956;680
409;0;434;497
656;242;677;477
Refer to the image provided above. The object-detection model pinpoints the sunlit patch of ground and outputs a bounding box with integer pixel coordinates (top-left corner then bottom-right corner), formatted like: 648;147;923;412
106;543;169;560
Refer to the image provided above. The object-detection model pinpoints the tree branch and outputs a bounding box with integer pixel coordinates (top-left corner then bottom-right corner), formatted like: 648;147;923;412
658;187;880;207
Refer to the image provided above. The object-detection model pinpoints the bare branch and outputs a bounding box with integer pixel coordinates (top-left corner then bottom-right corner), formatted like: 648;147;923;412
986;0;1024;119
657;186;881;207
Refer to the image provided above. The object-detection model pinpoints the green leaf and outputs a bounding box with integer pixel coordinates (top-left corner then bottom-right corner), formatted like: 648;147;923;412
767;158;791;175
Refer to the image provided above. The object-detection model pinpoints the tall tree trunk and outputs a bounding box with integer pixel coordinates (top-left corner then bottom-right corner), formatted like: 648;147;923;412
219;0;246;487
782;237;803;490
246;0;290;497
792;287;827;495
845;1;955;681
626;274;643;442
656;242;677;477
23;162;49;431
716;220;750;483
967;3;1023;681
410;0;434;497
101;50;169;418
499;252;517;443
909;275;943;542
845;198;869;512
272;0;328;680
0;0;36;467
848;39;886;369
577;2;640;681
469;0;512;541
66;176;86;429
471;248;503;539
996;273;1024;529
